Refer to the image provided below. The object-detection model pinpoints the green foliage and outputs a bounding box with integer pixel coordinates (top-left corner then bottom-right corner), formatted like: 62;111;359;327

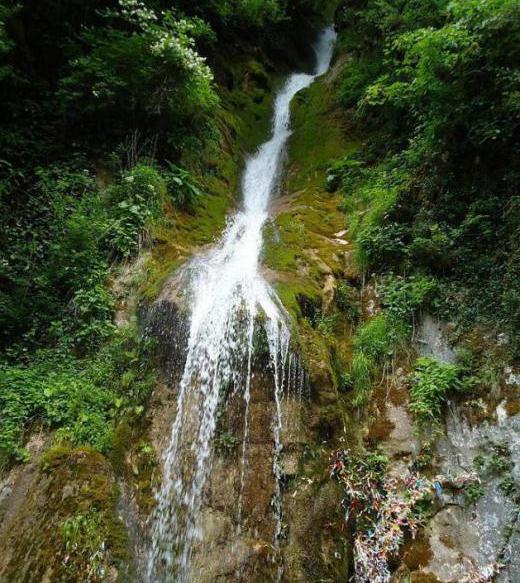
0;2;17;80
364;451;389;473
314;312;338;341
215;431;239;452
336;280;361;323
463;482;484;506
381;275;437;321
337;56;381;110
353;314;408;362
473;448;518;499
335;0;520;352
474;448;512;476
60;512;106;581
0;325;154;465
350;314;408;406
326;153;366;193
356;222;407;270
498;474;517;499
409;357;462;424
165;163;202;210
339;371;353;393
408;222;455;268
178;0;287;31
57;7;218;147
351;353;372;406
107;164;165;259
0;162;108;350
0;159;177;352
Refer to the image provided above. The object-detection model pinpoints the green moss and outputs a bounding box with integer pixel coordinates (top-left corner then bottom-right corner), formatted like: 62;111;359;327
262;70;362;387
275;280;321;320
3;448;131;581
264;69;361;300
288;80;356;192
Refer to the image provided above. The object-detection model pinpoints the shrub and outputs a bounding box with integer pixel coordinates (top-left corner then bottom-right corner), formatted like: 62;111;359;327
463;482;484;506
108;164;166;258
381;275;438;321
335;0;520;357
0;324;154;464
314;312;338;341
409;357;462;424
336;280;361;323
326;154;365;193
165;163;202;209
356;223;407;270
409;223;454;269
57;9;218;142
338;56;381;110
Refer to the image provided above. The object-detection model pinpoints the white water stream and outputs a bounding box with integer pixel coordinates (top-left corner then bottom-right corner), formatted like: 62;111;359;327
146;27;336;582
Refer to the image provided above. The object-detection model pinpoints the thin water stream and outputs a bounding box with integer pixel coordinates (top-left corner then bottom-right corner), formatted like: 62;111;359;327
145;27;336;582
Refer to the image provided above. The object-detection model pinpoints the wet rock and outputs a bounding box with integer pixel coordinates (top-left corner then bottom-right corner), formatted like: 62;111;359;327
140;297;190;376
420;402;520;582
321;274;336;313
415;315;456;363
381;403;421;459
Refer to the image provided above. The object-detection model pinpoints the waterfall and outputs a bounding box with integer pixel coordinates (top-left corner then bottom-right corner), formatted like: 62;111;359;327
146;27;336;582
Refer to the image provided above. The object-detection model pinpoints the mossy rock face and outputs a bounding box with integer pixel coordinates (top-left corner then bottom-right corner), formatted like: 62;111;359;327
0;447;129;582
263;60;360;387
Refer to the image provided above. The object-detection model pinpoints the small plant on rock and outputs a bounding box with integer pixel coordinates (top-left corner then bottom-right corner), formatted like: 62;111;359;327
409;357;462;425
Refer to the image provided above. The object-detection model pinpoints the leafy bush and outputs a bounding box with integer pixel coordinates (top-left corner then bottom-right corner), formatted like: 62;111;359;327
335;0;520;352
356;223;407;270
353;314;408;362
0;325;154;464
381;275;437;321
314;312;338;341
60;512;107;580
165;163;202;209
326;154;365;193
0;162;107;349
107;164;166;258
409;223;454;269
463;482;484;506
409;357;462;424
498;473;517;498
337;56;381;109
58;7;218;144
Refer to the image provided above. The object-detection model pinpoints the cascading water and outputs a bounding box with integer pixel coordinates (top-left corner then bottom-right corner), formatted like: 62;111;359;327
146;27;336;582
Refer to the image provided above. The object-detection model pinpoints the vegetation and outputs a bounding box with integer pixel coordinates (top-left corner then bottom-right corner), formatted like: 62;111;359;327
333;0;520;355
409;357;462;425
350;314;408;406
60;512;107;581
1;0;517;579
462;482;484;506
0;0;330;468
0;324;154;463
